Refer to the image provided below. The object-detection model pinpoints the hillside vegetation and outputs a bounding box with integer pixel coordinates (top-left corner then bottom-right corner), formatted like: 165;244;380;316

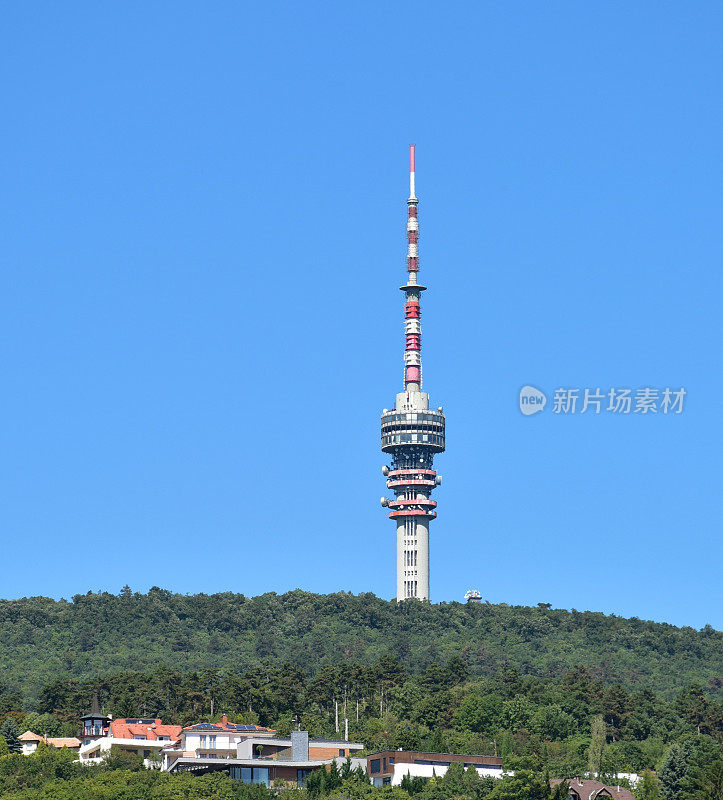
0;589;721;796
0;588;720;704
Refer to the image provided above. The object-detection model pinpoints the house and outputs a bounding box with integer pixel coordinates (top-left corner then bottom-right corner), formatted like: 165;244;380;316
550;778;635;800
236;733;364;762
165;729;364;786
366;750;504;787
18;731;81;756
176;716;276;759
78;717;182;768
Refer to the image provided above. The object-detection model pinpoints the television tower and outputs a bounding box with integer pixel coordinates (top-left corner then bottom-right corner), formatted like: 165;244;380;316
380;146;445;602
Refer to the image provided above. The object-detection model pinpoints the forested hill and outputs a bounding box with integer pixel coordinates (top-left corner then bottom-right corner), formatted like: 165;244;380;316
0;588;720;705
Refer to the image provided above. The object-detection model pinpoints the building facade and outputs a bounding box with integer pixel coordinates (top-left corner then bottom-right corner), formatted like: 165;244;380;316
166;729;363;786
381;146;445;601
78;717;182;767
170;717;276;764
19;731;81;755
367;751;503;787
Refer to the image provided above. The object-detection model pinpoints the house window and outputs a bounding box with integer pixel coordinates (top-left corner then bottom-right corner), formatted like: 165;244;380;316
370;759;381;774
230;767;252;781
133;735;147;740
229;767;270;786
297;769;313;786
252;768;270;785
339;749;345;757
199;735;207;748
209;735;216;749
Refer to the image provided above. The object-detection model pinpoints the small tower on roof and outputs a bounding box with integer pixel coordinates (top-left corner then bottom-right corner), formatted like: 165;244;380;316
80;693;111;744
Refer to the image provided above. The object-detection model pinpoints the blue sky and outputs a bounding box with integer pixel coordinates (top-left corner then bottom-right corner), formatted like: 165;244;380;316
1;2;720;629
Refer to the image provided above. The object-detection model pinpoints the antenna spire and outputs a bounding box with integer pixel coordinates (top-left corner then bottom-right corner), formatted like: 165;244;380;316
409;144;416;200
403;146;422;389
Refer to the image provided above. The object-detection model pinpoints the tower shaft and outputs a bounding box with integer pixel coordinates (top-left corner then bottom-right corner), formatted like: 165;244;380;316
380;147;445;602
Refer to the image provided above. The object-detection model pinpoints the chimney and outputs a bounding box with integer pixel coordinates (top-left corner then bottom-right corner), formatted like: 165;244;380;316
291;730;309;762
221;715;228;726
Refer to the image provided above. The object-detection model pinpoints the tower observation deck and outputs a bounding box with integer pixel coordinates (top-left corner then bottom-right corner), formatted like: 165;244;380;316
380;146;445;602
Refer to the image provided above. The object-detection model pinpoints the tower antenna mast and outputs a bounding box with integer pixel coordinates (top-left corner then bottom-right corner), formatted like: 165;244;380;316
380;147;445;602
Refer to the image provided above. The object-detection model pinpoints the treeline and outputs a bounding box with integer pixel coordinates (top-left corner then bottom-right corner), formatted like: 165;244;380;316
0;588;720;704
0;742;721;800
0;746;572;800
12;659;722;777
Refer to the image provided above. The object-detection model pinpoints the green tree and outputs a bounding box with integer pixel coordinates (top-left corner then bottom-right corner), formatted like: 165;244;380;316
635;770;662;800
0;719;21;755
326;761;342;792
530;705;575;741
103;744;145;771
441;761;466;793
658;740;693;800
453;694;503;735
487;769;550;800
588;715;606;777
687;758;723;800
550;780;569;800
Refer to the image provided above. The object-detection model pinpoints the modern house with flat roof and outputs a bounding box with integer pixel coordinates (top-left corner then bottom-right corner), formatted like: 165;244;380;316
165;730;363;786
366;750;504;787
170;716;276;765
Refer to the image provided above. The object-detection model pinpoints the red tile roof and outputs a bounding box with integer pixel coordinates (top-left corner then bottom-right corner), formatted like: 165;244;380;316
551;779;635;800
47;737;81;749
19;731;44;742
110;719;182;742
19;732;80;748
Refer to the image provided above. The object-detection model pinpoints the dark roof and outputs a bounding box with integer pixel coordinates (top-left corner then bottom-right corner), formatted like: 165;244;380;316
183;722;275;733
551;779;634;800
80;692;111;721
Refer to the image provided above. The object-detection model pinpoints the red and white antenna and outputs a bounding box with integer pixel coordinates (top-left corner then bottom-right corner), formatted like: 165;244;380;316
404;144;422;389
409;143;417;200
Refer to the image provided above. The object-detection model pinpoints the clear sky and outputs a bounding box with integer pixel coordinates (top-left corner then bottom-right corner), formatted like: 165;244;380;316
1;3;720;629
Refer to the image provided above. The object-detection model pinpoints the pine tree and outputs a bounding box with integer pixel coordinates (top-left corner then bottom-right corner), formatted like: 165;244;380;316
0;719;20;755
551;781;570;800
326;761;342;791
658;741;693;800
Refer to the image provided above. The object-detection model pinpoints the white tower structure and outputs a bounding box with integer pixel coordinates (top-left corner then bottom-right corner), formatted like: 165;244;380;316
380;146;445;602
